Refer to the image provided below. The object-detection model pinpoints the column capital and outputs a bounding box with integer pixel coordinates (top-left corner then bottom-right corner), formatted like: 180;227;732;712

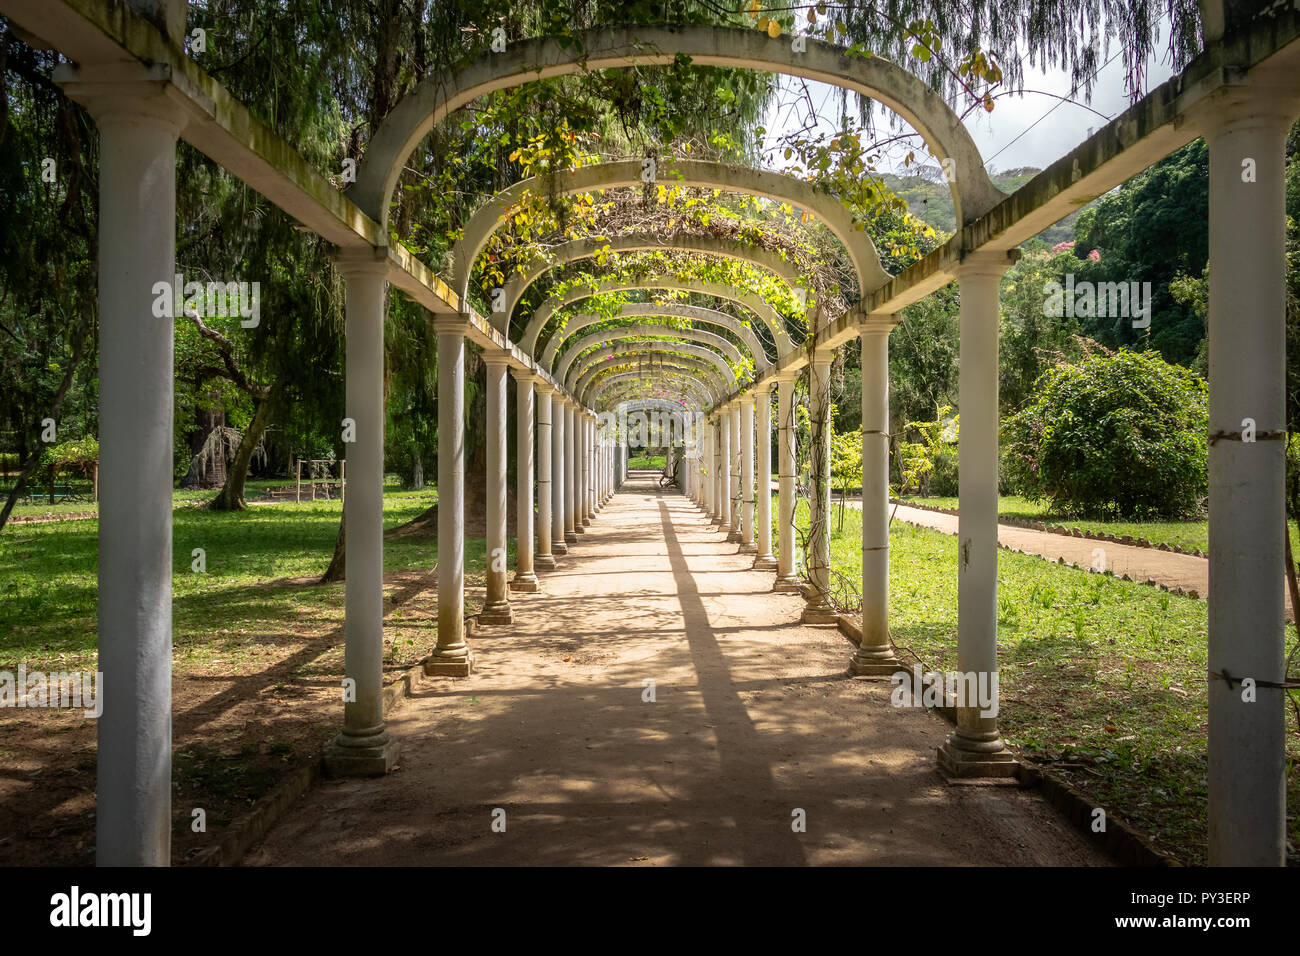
955;249;1021;278
54;61;192;131
484;351;512;369
433;314;468;336
333;247;389;279
1188;71;1300;136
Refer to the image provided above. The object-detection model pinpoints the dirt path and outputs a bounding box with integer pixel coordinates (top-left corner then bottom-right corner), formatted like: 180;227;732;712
888;503;1212;593
246;478;1110;867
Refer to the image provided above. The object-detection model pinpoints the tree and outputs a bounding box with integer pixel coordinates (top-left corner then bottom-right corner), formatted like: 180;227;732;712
1002;349;1209;518
1071;139;1210;365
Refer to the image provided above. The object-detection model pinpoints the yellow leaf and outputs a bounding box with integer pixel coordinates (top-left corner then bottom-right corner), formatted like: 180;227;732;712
767;19;782;39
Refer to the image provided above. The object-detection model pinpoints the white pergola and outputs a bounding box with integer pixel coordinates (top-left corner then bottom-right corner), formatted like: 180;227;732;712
6;0;1297;867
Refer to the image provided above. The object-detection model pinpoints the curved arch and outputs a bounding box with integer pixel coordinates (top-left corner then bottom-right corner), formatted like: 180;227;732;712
462;161;882;308
603;384;713;412
523;275;794;358
542;302;773;371
499;229;806;324
352;25;1000;231
592;369;720;408
578;354;728;404
555;324;744;383
617;398;699;419
569;341;736;394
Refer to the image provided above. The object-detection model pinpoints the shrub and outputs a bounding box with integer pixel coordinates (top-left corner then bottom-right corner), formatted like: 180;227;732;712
1002;349;1207;518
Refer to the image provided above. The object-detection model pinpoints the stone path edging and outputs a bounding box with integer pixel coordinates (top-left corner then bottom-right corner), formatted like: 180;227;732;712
190;652;437;867
835;609;1176;866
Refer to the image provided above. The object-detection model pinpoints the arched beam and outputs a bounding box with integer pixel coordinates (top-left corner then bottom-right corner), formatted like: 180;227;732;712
352;25;1000;230
498;230;806;324
593;369;719;408
579;354;728;404
597;370;717;405
542;302;773;371
523;275;794;358
555;324;744;384
570;341;736;394
618;398;698;419
461;162;881;308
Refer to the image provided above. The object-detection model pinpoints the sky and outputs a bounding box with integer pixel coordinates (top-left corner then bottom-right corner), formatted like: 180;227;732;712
761;46;1178;178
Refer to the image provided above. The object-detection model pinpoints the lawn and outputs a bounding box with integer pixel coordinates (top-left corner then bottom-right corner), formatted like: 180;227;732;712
627;454;667;469
0;487;488;865
789;497;1300;866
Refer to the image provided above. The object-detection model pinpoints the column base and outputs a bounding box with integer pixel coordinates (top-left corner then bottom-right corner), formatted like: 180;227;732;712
937;732;1019;779
424;654;474;678
752;554;778;570
564;531;578;544
582;517;591;526
738;542;758;554
710;517;724;525
324;728;400;777
535;554;558;570
848;651;903;677
510;572;540;592
479;602;513;625
574;526;586;535
773;575;802;593
725;530;741;543
801;605;839;625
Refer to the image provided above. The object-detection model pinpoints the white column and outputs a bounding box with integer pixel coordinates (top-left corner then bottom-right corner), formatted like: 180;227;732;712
60;69;188;865
552;398;568;555
774;377;801;591
565;402;578;541
754;384;777;570
703;422;712;513
802;354;837;624
938;252;1018;776
727;406;742;542
740;395;756;553
852;329;901;675
717;414;731;529
576;411;589;529
428;316;471;676
534;385;556;570
585;415;595;519
481;357;513;625
323;253;401;775
717;418;728;522
511;371;540;592
1203;89;1296;865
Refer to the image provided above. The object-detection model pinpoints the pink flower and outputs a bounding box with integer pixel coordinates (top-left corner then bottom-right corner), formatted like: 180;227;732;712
1087;249;1100;261
1051;240;1075;253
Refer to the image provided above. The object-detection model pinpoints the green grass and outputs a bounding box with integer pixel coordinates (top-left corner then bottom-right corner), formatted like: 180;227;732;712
0;490;469;673
627;455;667;469
790;495;1300;865
1;476;433;519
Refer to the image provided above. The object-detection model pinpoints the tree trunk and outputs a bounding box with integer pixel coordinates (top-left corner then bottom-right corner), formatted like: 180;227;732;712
210;396;271;511
0;302;92;533
412;450;423;490
320;510;346;583
181;401;227;489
